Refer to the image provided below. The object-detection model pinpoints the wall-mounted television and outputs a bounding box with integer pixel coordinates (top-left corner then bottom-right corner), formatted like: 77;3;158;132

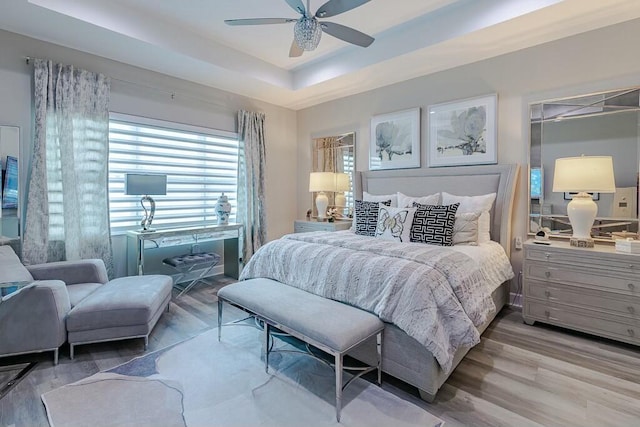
2;155;18;209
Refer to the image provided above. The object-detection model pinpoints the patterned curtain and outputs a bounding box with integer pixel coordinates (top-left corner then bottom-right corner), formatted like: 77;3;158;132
237;110;267;262
317;137;338;172
23;59;113;276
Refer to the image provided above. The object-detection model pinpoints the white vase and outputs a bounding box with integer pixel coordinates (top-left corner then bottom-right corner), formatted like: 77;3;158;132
215;193;232;225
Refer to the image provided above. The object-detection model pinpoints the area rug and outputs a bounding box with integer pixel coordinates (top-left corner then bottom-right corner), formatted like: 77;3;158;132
42;324;443;427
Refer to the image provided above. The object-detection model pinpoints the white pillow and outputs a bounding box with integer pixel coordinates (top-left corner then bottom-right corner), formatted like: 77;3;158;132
452;212;481;246
397;192;440;208
364;191;398;207
374;206;416;243
441;192;496;243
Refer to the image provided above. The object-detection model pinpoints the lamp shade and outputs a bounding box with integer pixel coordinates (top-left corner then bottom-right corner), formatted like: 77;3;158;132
309;172;336;192
125;173;167;195
552;156;616;193
335;173;350;192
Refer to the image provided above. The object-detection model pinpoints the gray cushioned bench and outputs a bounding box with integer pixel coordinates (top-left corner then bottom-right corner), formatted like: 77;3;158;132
66;275;172;358
217;278;384;422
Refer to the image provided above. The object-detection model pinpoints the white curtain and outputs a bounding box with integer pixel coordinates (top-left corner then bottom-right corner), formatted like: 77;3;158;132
237;110;267;261
23;59;113;275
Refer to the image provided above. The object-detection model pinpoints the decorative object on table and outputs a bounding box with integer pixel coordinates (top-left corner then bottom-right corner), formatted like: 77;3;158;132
215;193;232;225
124;173;167;232
333;172;350;208
552;155;616;248
370;108;420;170
615;237;640;254
428;94;497;167
534;227;551;241
309;172;335;219
327;207;339;223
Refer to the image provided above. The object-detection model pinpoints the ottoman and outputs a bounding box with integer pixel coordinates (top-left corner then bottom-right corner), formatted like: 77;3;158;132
66;275;172;358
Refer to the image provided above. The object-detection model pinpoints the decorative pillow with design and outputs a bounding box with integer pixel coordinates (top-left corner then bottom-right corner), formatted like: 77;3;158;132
397;192;440;208
363;191;398;207
374;206;416;243
410;203;459;246
452;212;481;246
441;192;496;243
354;200;391;236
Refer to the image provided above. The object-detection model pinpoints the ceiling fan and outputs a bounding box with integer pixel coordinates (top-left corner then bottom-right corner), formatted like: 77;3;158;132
225;0;375;57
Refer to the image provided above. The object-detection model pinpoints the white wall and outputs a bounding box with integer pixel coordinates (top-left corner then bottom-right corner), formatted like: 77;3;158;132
296;18;640;293
0;29;297;277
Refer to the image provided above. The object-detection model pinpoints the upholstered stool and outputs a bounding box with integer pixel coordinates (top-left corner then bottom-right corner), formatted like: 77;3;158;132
66;274;172;358
163;252;221;297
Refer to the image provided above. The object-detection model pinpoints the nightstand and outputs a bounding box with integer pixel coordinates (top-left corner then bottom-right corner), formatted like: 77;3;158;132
294;220;352;233
523;240;640;346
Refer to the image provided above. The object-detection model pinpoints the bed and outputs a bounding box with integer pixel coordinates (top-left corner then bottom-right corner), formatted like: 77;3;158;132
241;164;519;401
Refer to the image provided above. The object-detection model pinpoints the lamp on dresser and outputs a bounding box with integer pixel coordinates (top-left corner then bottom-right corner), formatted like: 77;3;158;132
309;172;335;220
552;155;616;247
125;173;167;232
334;172;350;208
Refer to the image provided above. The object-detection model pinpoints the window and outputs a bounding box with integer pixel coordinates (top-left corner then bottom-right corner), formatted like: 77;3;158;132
108;113;239;234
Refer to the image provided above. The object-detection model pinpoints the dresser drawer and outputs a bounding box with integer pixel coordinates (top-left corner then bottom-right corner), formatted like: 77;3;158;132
525;262;640;296
525;280;640;318
524;301;640;345
525;246;640;273
294;220;351;233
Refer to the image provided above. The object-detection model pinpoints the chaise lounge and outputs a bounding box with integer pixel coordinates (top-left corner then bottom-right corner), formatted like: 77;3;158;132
0;246;172;364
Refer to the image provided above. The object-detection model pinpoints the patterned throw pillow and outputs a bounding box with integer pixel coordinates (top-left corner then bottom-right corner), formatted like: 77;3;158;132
410;203;460;246
354;200;391;236
374;206;416;243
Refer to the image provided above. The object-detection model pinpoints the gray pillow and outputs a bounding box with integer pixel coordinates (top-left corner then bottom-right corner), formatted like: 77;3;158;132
0;246;34;283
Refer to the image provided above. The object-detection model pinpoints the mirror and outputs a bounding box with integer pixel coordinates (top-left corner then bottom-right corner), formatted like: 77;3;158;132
0;125;20;239
529;88;640;240
311;132;355;219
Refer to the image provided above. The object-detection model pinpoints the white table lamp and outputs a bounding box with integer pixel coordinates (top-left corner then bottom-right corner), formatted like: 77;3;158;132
334;173;350;208
125;173;167;232
552;156;616;247
309;172;335;219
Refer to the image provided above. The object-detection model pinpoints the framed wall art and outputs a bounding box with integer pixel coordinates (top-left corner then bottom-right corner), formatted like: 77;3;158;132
369;107;420;170
428;94;497;167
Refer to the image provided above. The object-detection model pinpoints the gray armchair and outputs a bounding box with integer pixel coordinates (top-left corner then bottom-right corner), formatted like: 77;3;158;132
0;246;108;364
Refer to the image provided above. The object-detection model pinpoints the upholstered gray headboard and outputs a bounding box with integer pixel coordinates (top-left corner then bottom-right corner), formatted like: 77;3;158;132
356;164;520;256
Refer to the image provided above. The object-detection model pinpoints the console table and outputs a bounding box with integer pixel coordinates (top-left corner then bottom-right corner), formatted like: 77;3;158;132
126;223;243;279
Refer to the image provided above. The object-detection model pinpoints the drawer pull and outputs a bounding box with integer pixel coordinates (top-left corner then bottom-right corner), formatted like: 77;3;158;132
545;253;551;259
544;310;550;318
545;271;551;279
630;264;636;269
544;290;551;298
628;306;635;314
629;283;636;291
628;329;635;337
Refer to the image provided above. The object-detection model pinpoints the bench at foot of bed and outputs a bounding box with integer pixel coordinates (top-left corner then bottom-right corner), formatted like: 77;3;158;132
217;278;384;422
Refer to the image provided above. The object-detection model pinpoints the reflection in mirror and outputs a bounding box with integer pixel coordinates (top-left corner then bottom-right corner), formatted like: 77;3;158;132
529;88;640;241
311;132;355;219
0;125;20;239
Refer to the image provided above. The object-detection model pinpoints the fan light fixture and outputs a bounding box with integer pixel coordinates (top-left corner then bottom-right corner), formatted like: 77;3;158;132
224;0;374;58
294;17;322;51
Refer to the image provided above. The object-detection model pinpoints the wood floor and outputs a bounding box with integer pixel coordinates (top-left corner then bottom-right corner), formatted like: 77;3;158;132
2;276;640;427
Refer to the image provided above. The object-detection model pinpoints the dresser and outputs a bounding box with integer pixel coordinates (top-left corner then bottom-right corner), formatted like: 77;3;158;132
294;220;352;233
523;240;640;346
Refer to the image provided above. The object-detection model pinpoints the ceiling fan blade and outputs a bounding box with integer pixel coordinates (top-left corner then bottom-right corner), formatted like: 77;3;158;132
225;18;297;26
289;39;303;57
315;0;370;18
284;0;306;15
320;22;374;47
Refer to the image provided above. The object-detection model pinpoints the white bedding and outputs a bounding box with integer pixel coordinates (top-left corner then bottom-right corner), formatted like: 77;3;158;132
239;230;514;373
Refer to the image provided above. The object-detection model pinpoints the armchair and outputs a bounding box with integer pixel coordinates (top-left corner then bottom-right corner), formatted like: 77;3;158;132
0;246;108;364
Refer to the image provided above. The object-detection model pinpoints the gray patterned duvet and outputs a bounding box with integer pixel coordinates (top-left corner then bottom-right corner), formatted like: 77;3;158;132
239;230;514;373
